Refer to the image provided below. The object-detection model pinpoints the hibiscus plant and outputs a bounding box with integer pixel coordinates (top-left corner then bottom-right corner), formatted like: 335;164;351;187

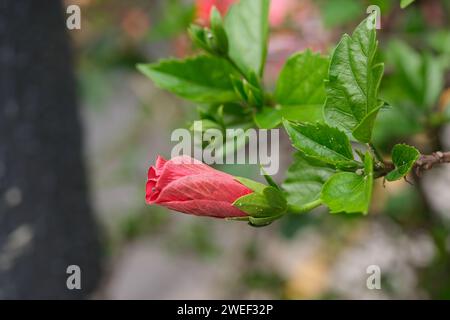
138;0;450;226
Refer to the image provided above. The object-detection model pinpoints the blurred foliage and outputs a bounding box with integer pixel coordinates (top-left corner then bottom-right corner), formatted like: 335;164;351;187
167;222;221;259
150;0;195;40
240;269;285;295
318;0;365;28
119;207;170;241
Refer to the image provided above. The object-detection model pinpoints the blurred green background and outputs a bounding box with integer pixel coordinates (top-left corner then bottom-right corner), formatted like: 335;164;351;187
72;0;450;299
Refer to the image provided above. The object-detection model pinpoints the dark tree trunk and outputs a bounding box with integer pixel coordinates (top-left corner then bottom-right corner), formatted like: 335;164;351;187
0;0;102;299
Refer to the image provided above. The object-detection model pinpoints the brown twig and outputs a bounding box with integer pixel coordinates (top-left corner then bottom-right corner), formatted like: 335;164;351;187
414;151;450;176
374;161;394;179
374;151;450;179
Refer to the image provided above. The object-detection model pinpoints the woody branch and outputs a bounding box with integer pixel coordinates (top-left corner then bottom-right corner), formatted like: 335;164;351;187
414;151;450;176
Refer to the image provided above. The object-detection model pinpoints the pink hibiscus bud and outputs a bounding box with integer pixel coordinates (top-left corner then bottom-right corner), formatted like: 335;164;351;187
145;155;287;225
146;155;252;218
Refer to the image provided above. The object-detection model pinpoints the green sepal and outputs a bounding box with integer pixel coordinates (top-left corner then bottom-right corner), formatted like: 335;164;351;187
209;6;229;55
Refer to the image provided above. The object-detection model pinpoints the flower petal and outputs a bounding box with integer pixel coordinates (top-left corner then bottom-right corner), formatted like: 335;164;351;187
155;155;167;174
155;155;228;191
156;173;251;203
163;199;247;218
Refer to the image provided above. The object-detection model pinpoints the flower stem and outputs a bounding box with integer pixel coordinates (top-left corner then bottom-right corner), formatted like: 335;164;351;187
287;199;322;214
225;56;249;82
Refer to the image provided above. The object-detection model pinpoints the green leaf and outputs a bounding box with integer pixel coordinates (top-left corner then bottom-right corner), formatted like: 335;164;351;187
400;0;415;9
324;13;384;143
275;50;329;123
283;120;357;167
282;153;335;210
254;107;282;129
137;55;239;103
279;104;325;123
224;0;270;78
321;152;374;214
233;187;287;217
386;144;420;181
